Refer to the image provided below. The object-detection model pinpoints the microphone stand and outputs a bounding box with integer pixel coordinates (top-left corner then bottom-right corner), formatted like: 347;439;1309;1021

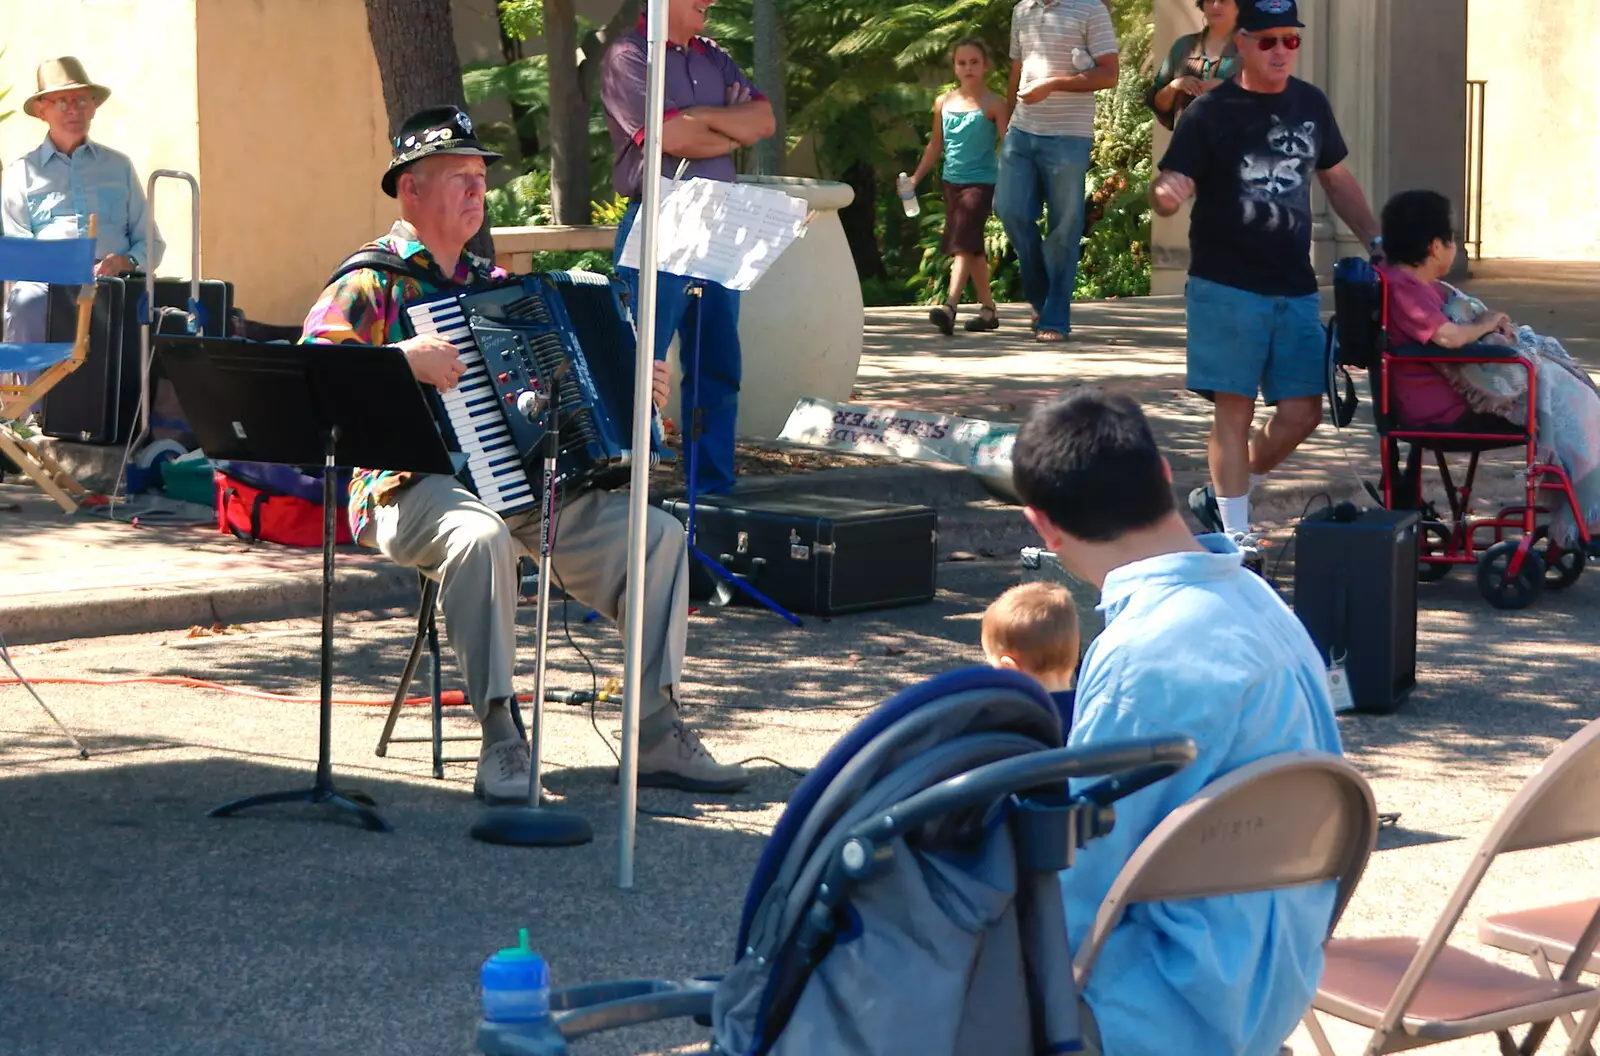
471;371;594;847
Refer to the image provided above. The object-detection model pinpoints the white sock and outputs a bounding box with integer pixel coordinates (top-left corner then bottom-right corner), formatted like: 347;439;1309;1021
1217;494;1252;534
1249;473;1267;494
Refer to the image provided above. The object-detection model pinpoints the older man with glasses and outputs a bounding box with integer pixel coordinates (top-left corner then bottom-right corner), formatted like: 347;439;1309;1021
1;57;165;367
1149;0;1380;559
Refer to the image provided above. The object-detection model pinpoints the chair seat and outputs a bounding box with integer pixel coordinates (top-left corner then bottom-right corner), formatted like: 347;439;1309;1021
0;342;75;373
1480;898;1600;970
1316;937;1596;1037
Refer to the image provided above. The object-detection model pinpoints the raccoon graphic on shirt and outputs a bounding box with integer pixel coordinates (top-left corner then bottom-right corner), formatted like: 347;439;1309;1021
1238;115;1319;233
1155;76;1351;297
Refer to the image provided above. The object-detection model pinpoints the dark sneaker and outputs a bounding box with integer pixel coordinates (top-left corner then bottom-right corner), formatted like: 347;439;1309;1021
1228;530;1267;576
1188;484;1224;534
635;720;749;793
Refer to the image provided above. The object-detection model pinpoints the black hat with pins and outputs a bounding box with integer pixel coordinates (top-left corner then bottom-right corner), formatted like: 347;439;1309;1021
1237;0;1303;32
382;105;502;198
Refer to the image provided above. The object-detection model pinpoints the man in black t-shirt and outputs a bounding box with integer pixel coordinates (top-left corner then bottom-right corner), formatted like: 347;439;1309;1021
1150;0;1382;553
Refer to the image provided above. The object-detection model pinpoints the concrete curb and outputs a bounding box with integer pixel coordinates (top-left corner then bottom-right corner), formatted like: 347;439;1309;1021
0;461;1370;648
0;562;418;647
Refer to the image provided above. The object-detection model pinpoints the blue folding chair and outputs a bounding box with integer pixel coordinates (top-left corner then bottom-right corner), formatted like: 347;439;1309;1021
0;222;98;512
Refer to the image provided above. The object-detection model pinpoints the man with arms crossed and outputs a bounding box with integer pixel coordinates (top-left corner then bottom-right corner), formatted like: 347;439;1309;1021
1012;386;1343;1056
1150;0;1381;553
601;0;774;495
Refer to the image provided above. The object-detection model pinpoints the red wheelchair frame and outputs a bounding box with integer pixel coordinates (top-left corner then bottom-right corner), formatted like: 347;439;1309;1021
1343;264;1589;609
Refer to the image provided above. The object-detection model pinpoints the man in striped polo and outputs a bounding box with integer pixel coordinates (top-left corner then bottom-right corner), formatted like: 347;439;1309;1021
997;0;1120;343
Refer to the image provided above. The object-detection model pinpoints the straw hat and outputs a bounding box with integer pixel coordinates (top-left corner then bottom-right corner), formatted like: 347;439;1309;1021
22;57;112;119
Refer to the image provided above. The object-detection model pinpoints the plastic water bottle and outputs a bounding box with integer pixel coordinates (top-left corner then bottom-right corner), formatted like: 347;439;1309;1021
896;172;920;218
477;929;563;1055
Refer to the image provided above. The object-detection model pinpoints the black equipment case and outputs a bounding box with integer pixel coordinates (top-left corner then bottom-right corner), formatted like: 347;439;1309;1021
41;276;233;444
660;492;938;617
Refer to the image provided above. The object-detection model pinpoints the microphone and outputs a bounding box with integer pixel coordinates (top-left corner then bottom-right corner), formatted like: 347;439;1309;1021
515;389;548;422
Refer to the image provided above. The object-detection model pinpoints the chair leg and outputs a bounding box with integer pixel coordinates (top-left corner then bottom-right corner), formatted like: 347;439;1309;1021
1302;1011;1337;1056
428;598;445;780
0;427;80;513
376;578;438;759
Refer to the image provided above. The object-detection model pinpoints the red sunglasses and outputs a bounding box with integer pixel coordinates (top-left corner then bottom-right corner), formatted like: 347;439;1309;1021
1248;33;1302;51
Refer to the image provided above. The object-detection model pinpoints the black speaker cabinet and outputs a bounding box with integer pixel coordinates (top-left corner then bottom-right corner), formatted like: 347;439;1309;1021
1293;507;1419;714
42;276;233;445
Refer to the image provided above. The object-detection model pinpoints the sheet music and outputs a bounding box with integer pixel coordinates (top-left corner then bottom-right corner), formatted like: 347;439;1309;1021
618;177;809;291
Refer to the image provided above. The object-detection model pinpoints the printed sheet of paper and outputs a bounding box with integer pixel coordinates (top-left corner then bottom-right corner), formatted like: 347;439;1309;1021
618;177;809;291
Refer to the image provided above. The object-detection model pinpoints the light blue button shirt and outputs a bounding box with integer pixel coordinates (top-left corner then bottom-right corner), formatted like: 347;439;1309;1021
1062;535;1344;1056
1;137;164;269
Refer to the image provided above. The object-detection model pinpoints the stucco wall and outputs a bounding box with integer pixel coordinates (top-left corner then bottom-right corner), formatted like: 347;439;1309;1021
0;0;201;278
1467;0;1600;260
196;0;392;325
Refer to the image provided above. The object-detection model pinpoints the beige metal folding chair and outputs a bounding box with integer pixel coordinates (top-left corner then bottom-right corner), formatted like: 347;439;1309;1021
1480;900;1600;979
0;220;98;513
1072;752;1379;1050
1305;715;1600;1056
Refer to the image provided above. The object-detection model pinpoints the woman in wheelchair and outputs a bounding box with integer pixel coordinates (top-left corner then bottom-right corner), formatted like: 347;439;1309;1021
1378;189;1600;554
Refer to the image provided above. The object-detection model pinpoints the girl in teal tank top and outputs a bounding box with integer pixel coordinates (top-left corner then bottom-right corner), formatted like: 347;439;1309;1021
909;38;1009;335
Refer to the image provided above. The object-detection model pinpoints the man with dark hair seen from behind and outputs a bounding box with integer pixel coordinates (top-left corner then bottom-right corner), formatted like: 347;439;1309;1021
1150;0;1382;556
1011;386;1343;1056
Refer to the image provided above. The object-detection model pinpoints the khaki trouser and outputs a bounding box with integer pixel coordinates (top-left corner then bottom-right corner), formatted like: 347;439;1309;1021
363;474;689;723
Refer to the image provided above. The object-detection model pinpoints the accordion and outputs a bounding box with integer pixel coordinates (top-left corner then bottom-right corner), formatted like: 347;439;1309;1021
402;271;666;517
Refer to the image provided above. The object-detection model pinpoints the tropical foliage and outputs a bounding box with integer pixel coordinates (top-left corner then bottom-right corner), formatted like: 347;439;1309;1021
468;0;1154;300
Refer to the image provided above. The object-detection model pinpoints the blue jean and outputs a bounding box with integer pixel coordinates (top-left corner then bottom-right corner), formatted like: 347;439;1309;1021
1184;276;1326;404
993;129;1092;335
613;201;743;494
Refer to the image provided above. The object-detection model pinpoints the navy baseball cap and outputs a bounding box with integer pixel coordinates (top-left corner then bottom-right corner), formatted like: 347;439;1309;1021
1237;0;1304;32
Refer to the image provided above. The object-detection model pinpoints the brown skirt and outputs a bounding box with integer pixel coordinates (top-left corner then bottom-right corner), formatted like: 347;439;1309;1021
940;181;994;256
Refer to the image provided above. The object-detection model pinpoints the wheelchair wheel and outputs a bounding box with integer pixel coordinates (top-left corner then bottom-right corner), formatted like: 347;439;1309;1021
1476;540;1546;609
1530;527;1585;590
1417;522;1454;583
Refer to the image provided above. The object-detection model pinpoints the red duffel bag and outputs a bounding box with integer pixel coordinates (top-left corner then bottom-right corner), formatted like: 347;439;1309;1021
214;463;353;547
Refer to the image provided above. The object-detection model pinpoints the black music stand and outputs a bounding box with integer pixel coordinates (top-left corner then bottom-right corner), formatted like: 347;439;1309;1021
157;336;458;833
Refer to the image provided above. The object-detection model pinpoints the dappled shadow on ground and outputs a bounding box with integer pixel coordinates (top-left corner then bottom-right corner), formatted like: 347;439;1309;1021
0;754;738;1056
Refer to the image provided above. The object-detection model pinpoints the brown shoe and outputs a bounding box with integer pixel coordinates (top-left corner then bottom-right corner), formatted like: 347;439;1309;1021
635;721;749;793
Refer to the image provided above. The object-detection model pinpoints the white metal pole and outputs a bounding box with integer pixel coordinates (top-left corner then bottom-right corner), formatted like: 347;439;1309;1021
619;0;672;889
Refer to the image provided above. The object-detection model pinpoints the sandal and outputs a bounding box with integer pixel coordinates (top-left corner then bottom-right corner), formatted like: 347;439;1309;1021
929;301;957;336
1036;328;1070;343
963;306;1000;332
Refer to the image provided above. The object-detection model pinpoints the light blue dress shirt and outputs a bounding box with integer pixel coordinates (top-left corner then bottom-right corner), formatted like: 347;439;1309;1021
1062;535;1344;1056
1;137;164;269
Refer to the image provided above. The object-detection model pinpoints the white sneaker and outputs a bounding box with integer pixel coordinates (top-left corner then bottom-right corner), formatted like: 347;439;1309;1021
475;738;532;804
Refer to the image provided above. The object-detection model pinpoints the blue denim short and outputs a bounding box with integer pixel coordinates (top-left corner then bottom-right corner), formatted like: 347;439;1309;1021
1184;275;1326;404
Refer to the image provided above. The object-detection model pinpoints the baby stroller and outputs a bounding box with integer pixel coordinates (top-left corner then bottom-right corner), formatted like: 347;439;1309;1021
479;666;1195;1055
1331;257;1590;609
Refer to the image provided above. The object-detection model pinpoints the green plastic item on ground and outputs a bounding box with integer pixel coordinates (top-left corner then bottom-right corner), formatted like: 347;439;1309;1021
160;456;214;508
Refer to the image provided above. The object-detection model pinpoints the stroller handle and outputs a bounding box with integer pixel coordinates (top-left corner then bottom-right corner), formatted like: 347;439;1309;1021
850;735;1198;851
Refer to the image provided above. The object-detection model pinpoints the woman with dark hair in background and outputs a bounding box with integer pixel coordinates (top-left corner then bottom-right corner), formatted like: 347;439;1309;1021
1148;0;1239;130
1380;188;1600;552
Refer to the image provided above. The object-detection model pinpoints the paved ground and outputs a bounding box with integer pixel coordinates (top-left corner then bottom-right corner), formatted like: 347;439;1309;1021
2;259;1599;1055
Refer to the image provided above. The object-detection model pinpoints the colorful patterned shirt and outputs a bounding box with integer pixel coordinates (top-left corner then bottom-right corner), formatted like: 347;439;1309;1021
299;220;506;542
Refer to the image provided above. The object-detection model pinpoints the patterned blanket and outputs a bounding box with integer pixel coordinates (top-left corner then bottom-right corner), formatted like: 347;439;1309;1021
1438;283;1600;548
